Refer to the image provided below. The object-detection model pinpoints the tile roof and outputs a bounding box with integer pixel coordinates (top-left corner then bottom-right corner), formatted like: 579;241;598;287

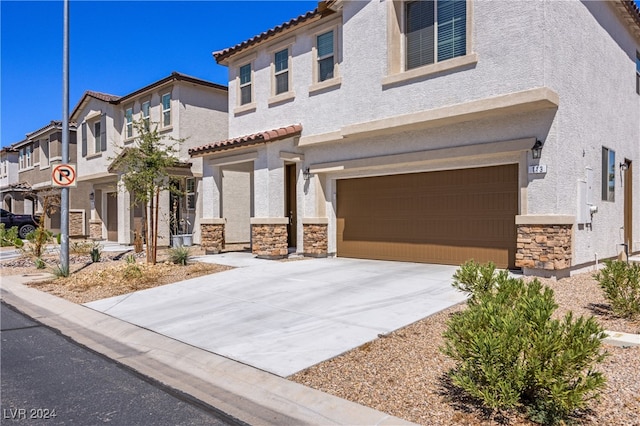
189;124;303;156
621;0;640;31
213;1;339;64
85;90;121;103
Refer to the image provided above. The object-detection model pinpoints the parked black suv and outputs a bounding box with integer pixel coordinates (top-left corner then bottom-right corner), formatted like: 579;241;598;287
0;208;40;239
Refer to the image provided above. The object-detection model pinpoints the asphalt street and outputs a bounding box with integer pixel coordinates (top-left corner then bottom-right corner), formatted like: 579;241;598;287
0;301;239;426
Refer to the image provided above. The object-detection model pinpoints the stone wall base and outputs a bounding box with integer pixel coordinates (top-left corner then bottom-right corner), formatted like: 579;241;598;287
69;211;85;237
201;223;225;254
252;223;288;259
516;224;572;270
303;223;328;257
89;220;102;240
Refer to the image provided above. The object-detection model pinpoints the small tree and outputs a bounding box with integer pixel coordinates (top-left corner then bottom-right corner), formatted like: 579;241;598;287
112;120;183;264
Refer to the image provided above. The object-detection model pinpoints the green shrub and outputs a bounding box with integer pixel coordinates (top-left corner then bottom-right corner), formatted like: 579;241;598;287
26;227;53;258
52;263;69;278
168;245;191;266
89;242;102;263
0;224;22;247
442;261;607;424
34;257;46;269
125;254;136;264
122;264;142;280
594;260;640;319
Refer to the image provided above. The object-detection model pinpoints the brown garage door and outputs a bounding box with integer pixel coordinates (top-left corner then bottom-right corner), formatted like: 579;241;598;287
336;164;518;269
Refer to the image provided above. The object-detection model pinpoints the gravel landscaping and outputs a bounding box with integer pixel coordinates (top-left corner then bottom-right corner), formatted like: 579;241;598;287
2;248;639;425
289;271;640;426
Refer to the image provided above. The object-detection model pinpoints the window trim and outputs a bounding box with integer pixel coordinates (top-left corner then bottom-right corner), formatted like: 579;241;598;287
40;136;50;170
125;106;133;140
93;121;102;154
312;25;340;84
233;55;257;114
602;146;616;202
268;40;296;105
386;0;474;84
186;177;196;211
19;145;33;170
161;92;172;128
141;100;150;130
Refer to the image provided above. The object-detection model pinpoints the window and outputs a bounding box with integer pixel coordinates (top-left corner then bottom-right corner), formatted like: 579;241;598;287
239;64;252;105
316;31;335;82
41;137;50;168
19;145;32;170
94;121;102;153
405;0;466;70
162;93;171;127
274;49;289;95
636;51;639;95
125;107;133;138
142;101;150;129
602;147;616;202
186;178;196;210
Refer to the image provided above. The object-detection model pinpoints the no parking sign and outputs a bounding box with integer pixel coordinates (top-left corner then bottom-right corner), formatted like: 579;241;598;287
52;164;77;187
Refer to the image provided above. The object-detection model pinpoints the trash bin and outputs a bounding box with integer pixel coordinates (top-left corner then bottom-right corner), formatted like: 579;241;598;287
182;234;193;247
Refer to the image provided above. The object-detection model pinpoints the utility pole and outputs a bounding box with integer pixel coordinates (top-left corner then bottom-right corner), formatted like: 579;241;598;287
60;0;70;272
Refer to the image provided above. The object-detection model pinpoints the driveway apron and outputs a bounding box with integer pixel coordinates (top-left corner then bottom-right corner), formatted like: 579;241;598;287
85;257;466;377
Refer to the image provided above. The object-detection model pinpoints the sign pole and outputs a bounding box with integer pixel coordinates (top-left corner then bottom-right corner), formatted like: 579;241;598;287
60;0;70;272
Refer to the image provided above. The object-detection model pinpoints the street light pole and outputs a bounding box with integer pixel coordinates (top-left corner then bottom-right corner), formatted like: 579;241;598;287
60;0;70;272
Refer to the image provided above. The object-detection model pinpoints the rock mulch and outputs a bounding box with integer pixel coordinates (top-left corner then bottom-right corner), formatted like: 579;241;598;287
290;271;640;426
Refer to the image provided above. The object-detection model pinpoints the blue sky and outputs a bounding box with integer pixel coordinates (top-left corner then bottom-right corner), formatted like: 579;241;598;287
0;0;317;147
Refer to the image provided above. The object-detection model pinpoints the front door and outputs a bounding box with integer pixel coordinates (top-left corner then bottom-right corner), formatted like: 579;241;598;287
285;164;297;248
624;160;633;253
106;193;118;241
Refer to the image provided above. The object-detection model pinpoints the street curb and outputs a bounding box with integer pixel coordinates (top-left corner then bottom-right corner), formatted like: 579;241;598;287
603;330;640;347
1;275;414;426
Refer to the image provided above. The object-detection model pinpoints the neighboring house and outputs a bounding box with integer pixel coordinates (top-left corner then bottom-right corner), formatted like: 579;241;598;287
70;72;228;245
1;122;87;236
0;146;20;212
191;0;640;277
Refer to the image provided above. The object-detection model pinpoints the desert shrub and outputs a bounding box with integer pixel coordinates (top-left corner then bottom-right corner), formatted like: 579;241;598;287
0;224;22;247
89;242;102;263
70;240;94;254
34;257;46;269
443;261;607;424
52;263;69;278
122;264;143;280
594;260;640;319
168;245;191;266
125;254;136;264
26;227;53;257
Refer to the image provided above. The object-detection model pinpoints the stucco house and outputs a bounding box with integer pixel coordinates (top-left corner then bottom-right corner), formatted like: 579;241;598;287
0;122;88;236
70;72;228;246
192;0;639;277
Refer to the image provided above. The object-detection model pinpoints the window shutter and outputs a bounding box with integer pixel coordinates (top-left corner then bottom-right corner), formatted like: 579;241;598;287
81;122;87;157
437;0;466;61
406;0;435;69
100;114;107;152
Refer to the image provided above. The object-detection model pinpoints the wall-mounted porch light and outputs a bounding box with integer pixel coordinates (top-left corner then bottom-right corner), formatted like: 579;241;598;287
303;167;313;181
89;191;95;202
531;140;543;159
620;162;629;171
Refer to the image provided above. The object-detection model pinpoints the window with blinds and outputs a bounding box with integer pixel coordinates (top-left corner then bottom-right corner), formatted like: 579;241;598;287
317;30;335;82
405;0;466;70
274;49;289;95
239;63;252;105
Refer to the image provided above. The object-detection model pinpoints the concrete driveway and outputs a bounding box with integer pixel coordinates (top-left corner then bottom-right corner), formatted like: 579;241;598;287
85;255;466;377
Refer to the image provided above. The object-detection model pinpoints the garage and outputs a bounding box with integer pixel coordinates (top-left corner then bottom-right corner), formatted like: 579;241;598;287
336;164;518;269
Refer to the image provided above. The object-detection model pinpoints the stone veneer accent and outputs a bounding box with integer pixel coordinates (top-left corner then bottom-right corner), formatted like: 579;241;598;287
89;220;102;240
69;211;85;237
515;224;572;270
252;224;288;259
201;223;225;254
303;223;328;257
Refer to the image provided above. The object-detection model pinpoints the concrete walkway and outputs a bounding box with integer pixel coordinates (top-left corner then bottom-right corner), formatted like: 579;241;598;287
1;275;414;425
85;256;465;377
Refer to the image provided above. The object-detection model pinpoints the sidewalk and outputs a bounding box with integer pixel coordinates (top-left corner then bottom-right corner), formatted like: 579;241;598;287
1;274;414;426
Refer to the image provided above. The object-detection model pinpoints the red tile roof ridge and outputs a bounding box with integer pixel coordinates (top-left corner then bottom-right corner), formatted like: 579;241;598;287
189;124;302;156
213;9;321;63
85;90;121;102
